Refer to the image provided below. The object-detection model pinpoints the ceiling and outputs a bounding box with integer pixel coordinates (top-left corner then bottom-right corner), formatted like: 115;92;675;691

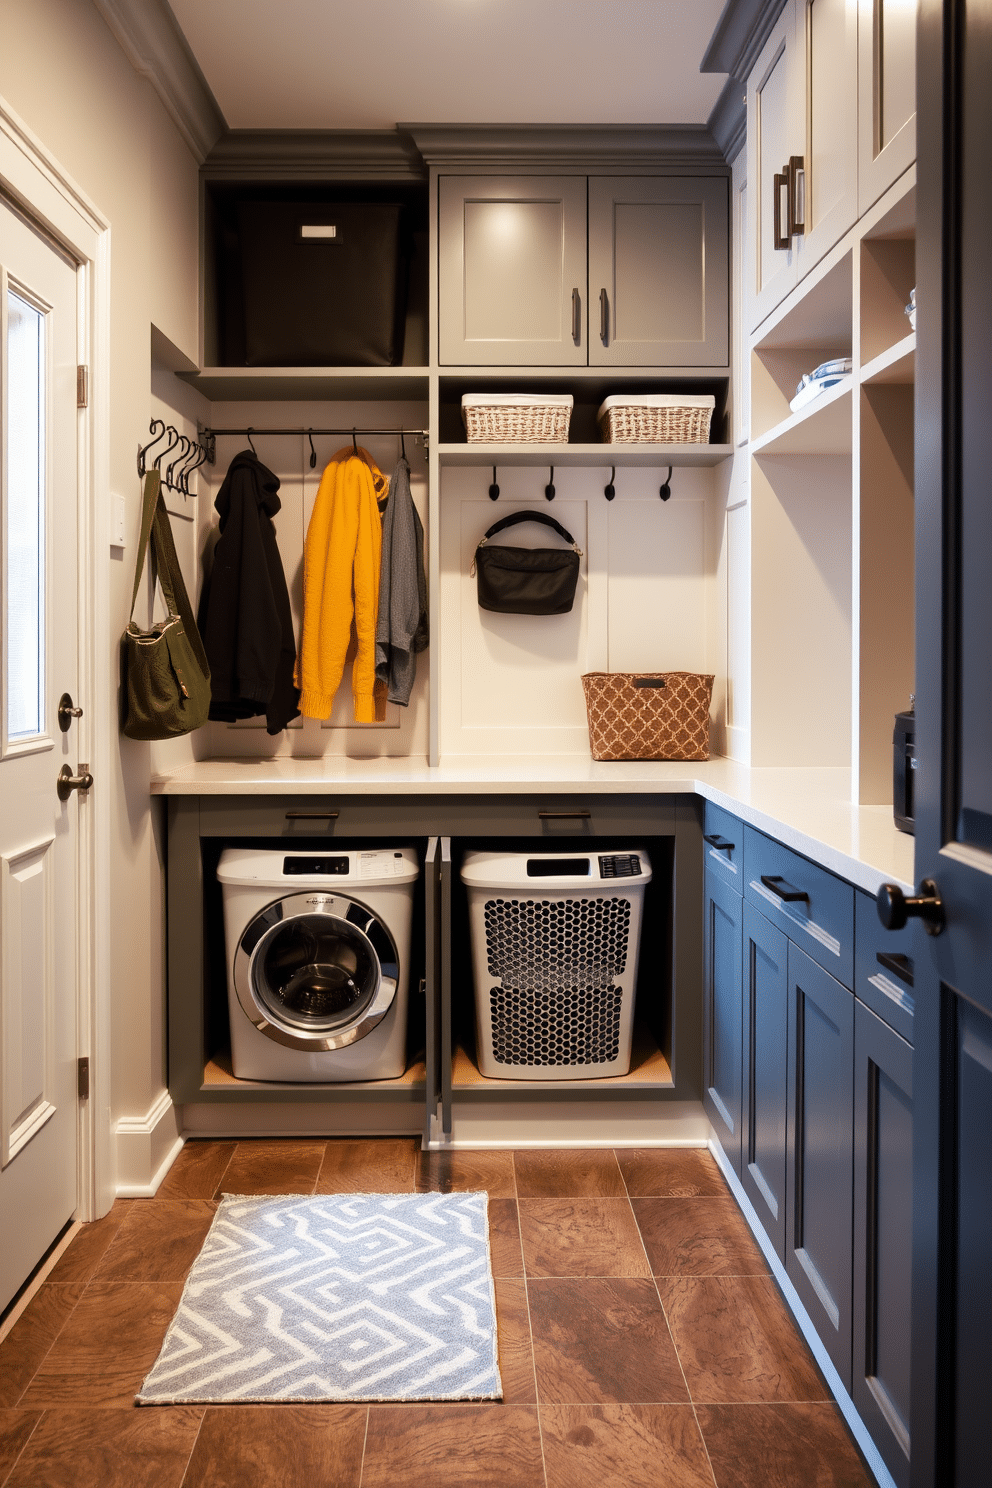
166;0;729;133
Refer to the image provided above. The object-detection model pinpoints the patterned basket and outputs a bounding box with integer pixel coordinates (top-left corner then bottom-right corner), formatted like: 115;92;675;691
462;396;572;444
597;395;715;445
581;671;714;761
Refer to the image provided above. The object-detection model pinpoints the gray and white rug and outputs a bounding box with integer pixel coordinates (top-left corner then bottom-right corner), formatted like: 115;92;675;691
137;1191;501;1404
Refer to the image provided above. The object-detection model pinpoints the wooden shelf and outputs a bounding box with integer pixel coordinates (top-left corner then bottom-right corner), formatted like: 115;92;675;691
179;367;430;402
450;1025;674;1093
751;381;852;456
438;442;733;468
861;333;915;386
201;1048;427;1099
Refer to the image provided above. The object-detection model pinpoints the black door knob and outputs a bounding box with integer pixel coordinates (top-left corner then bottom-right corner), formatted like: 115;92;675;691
876;879;944;936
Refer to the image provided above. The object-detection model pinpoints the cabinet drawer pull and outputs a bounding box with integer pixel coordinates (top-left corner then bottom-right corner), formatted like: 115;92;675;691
704;834;735;853
761;873;809;903
599;287;609;344
773;169;790;250
572;287;581;343
284;811;339;820
876;950;914;988
538;809;591;820
788;155;805;235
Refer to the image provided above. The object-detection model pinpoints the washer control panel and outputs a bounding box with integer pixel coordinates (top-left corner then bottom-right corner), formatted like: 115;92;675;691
283;855;349;875
598;854;642;879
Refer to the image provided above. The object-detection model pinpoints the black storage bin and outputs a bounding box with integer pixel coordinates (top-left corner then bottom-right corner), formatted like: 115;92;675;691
234;200;407;367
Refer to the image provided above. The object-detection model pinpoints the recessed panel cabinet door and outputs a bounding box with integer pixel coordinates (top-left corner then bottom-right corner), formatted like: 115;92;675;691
747;1;802;331
795;0;860;279
858;0;916;217
703;870;744;1175
588;177;729;366
742;902;789;1258
438;175;588;365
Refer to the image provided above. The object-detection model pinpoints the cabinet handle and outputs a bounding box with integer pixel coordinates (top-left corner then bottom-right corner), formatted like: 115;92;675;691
704;834;735;853
599;288;609;345
876;950;914;988
571;287;581;343
760;872;809;903
284;811;339;820
773;169;790;250
538;809;591;819
788;155;805;235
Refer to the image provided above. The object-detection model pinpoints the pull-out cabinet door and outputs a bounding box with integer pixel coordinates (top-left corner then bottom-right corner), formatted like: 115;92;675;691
424;838;452;1146
703;869;744;1176
438;175;588;365
786;944;854;1390
742;902;789;1258
588;176;729;367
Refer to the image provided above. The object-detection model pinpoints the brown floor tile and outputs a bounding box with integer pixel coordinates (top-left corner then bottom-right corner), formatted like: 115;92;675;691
513;1150;625;1199
0;1410;42;1484
618;1148;728;1197
494;1278;536;1404
633;1197;769;1276
416;1150;516;1199
217;1140;326;1197
518;1199;650;1278
91;1201;216;1284
19;1282;183;1407
0;1286;83;1408
315;1138;418;1194
488;1199;524;1277
182;1404;366;1488
541;1404;714;1488
528;1279;688;1405
698;1402;876;1487
156;1141;235;1200
362;1404;545;1488
656;1275;828;1403
44;1202;132;1287
3;1406;202;1488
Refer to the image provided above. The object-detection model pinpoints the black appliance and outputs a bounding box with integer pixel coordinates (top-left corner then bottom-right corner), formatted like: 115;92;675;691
893;705;915;835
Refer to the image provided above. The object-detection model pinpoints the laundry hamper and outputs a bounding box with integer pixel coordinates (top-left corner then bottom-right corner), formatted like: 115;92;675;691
461;849;651;1080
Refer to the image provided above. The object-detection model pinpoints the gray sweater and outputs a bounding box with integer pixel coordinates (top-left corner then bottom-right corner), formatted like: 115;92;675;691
375;457;428;705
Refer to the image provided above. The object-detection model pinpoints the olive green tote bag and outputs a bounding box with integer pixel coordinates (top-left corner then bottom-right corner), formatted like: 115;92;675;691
121;470;211;739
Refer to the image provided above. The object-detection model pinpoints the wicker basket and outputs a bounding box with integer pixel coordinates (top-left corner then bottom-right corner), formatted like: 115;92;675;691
597;395;715;444
462;394;573;444
581;671;714;761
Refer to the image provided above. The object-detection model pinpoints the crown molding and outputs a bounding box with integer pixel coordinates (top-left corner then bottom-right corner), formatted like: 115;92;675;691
202;129;426;181
92;0;225;162
701;0;789;79
403;124;728;172
707;76;747;163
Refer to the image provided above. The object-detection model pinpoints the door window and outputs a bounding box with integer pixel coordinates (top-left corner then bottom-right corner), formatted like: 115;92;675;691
4;284;47;745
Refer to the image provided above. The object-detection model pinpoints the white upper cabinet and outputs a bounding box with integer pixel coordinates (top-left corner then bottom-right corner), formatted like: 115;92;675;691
747;4;803;330
796;0;860;274
858;0;917;215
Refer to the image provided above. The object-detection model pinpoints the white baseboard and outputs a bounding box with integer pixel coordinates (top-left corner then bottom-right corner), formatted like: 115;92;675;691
438;1100;713;1149
179;1102;423;1139
115;1090;183;1195
708;1140;896;1488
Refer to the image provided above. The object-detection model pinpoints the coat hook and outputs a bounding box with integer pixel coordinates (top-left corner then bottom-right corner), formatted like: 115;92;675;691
604;465;616;501
246;427;257;457
489;464;500;501
137;417;167;478
545;465;556;501
400;430;407;462
352;428;358;454
307;430;317;469
659;465;673;502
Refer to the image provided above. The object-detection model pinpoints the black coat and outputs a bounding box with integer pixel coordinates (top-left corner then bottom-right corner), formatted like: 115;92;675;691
198;451;300;733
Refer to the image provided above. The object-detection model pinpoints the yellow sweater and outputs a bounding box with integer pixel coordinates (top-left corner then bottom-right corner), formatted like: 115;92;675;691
295;448;386;722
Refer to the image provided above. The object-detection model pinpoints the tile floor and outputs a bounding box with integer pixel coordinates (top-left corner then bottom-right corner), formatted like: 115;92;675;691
0;1140;877;1487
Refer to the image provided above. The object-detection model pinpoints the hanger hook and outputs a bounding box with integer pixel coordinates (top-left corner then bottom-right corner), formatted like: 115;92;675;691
246;427;257;457
489;464;500;501
605;465;616;501
153;424;181;473
545;465;555;502
137;417;167;478
659;465;673;502
352;428;358;455
400;429;407;462
164;433;191;492
307;430;317;469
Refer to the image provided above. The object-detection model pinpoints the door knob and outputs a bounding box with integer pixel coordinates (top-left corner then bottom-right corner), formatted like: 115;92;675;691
57;692;83;732
876;879;944;936
57;764;93;801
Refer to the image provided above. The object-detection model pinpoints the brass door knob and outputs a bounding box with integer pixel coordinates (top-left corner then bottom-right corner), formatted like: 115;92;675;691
57;764;93;802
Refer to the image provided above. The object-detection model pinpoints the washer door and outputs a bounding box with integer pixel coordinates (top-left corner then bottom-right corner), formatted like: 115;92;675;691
233;891;399;1051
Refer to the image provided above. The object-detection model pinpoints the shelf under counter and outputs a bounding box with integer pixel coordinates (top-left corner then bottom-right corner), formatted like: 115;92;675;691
451;1025;673;1096
200;1048;427;1102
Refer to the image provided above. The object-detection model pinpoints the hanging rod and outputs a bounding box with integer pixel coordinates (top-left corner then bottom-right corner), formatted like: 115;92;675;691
197;426;429;466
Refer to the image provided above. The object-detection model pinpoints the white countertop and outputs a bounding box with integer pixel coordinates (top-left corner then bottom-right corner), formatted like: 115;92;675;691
150;755;915;896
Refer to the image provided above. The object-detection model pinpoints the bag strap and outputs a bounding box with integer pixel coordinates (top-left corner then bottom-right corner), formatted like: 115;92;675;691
129;469;161;618
478;509;580;551
129;469;210;676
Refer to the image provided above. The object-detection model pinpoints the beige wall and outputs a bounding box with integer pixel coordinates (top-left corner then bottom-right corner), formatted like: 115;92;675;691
0;0;202;1177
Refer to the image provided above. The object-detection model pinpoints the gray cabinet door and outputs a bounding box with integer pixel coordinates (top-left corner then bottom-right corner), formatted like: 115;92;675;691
853;1000;912;1488
438;175;588;365
742;902;789;1259
588;176;729;367
703;869;744;1176
786;944;854;1389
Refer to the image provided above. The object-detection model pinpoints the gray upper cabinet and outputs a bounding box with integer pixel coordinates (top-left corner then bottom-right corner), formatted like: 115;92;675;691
438;175;588;366
438;173;729;367
588;176;728;366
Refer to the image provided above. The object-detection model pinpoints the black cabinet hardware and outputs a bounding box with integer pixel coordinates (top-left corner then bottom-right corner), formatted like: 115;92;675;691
876;950;915;988
704;834;735;853
761;873;809;903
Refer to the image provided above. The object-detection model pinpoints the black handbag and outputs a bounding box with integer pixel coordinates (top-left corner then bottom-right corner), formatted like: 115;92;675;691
472;510;583;615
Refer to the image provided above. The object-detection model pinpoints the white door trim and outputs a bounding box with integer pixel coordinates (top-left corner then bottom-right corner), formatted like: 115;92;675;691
1;92;112;1221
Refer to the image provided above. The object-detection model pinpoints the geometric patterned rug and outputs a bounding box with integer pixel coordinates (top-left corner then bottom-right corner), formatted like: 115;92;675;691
136;1192;501;1404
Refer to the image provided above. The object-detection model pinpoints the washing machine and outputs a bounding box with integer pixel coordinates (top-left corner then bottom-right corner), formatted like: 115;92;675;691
217;847;418;1082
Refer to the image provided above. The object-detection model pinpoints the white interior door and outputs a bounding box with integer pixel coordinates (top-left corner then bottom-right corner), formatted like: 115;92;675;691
0;197;81;1311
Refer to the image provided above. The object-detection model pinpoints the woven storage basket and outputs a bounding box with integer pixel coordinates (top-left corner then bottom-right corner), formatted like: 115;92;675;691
581;671;714;761
462;394;572;444
597;394;715;444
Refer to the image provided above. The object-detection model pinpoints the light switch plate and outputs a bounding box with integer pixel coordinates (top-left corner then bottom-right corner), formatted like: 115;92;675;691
111;493;126;548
